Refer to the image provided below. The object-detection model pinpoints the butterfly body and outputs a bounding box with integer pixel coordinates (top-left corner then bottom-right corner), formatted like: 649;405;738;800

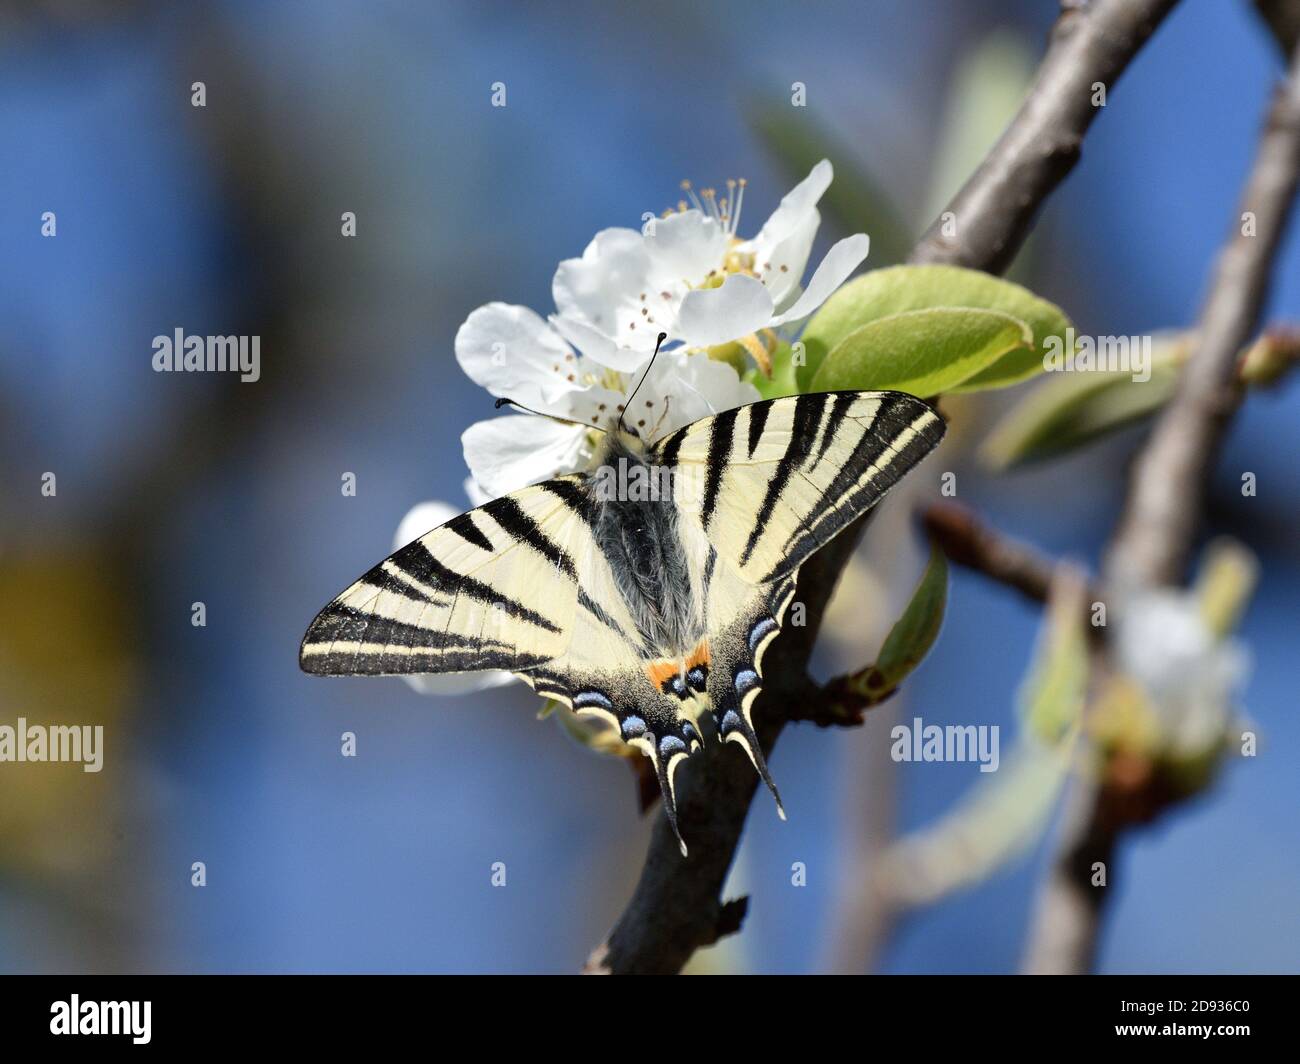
586;431;708;660
301;390;945;852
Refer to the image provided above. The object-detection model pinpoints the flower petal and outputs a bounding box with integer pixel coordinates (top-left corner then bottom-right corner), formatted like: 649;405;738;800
644;209;728;289
752;158;833;245
403;671;516;696
462;475;493;507
550;313;645;373
393;500;461;549
552;227;653;347
742;160;834;308
461;415;591;496
641;350;761;438
751;207;821;310
769;233;871;326
675;273;774;347
455;302;580;410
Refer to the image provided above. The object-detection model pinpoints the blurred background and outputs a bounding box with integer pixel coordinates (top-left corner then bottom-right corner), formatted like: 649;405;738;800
1;0;1296;974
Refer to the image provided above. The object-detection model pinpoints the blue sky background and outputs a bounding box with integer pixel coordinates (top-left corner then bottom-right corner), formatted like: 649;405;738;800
0;0;1296;973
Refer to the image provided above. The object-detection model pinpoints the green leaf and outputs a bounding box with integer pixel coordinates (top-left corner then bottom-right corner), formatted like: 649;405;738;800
748;341;801;400
875;734;1075;908
831;544;948;707
979;335;1188;470
811;307;1033;397
552;703;635;760
872;543;949;689
1018;566;1089;745
983;328;1300;470
1194;538;1258;638
799;264;1073;390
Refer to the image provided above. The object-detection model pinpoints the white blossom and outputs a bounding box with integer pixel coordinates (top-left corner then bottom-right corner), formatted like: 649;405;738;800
1114;589;1248;757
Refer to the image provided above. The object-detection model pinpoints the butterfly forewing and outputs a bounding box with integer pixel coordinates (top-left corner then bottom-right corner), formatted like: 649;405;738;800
300;480;590;676
654;391;945;585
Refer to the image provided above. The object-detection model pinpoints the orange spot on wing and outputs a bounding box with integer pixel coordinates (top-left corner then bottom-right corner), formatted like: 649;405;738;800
644;660;679;689
686;639;711;672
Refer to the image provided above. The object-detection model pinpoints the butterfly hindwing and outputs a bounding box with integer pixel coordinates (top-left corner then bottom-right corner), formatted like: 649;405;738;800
518;546;795;855
701;560;797;815
653;390;946;585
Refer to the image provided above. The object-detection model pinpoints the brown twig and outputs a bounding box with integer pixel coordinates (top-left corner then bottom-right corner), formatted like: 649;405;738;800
1106;43;1300;590
1255;0;1300;58
912;0;1180;274
1022;39;1300;975
588;0;1182;975
923;501;1058;605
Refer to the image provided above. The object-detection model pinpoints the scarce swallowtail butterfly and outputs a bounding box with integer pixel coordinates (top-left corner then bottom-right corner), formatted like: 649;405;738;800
301;334;945;854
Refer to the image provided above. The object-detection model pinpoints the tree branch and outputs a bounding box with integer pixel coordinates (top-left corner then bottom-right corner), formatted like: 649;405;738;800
1106;42;1300;589
1254;0;1300;58
1023;39;1300;975
588;0;1181;975
923;501;1058;605
912;0;1180;274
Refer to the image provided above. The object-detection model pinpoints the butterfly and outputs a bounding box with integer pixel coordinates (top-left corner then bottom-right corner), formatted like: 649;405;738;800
300;343;945;854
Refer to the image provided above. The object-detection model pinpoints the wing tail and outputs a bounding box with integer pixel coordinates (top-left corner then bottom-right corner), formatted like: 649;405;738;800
526;671;702;857
704;574;797;820
716;686;786;819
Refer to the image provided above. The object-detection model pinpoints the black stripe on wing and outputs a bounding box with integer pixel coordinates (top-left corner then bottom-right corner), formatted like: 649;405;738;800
537;478;596;524
300;602;546;675
811;392;857;469
738;392;822;566
766;393;945;582
444;511;495;552
745;399;771;457
367;540;565;634
700;406;739;527
576;588;649;655
482;495;578;578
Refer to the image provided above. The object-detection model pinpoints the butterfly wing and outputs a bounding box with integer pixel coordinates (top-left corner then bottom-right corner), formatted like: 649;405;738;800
653;390;946;585
700;558;797;815
300;480;592;677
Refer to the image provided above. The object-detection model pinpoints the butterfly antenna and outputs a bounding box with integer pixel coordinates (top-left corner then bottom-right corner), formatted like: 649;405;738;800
493;397;607;434
618;332;668;435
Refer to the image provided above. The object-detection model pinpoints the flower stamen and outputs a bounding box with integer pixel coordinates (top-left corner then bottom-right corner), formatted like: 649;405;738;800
731;177;746;238
738;332;773;378
680;179;705;214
